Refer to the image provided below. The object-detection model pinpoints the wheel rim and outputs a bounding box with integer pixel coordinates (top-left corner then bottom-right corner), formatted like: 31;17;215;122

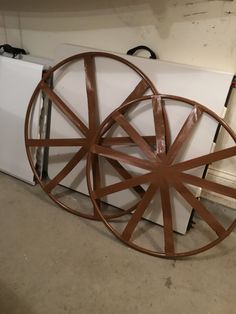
25;52;166;219
87;95;236;257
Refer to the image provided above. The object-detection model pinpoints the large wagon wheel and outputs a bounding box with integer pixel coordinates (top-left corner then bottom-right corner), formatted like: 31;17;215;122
25;52;167;219
87;95;236;258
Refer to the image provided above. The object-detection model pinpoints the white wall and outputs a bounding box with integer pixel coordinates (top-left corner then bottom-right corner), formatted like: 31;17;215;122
1;0;236;71
0;0;236;207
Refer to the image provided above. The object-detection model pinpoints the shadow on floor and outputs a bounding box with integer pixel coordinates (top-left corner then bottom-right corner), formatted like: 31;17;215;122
0;281;33;314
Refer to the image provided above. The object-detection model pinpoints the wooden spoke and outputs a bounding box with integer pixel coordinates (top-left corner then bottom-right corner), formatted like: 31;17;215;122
104;201;141;219
102;136;156;146
174;182;226;236
91;144;158;171
152;96;166;155
26;51;236;256
92;172;156;199
113;111;158;161
84;55;98;131
92;155;101;190
44;146;87;193
84;88;236;256
25;52;161;223
162;103;171;151
101;79;150;136
166;106;203;164
41;82;89;136
160;181;174;254
105;158;145;197
122;183;158;241
122;79;150;104
26;138;86;147
173;146;236;171
179;172;236;199
92;154;101;218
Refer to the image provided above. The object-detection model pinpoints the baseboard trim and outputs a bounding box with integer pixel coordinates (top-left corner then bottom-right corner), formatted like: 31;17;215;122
201;167;236;209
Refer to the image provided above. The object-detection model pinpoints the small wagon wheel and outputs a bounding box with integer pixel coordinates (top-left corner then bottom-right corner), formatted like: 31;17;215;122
87;95;236;257
25;52;168;219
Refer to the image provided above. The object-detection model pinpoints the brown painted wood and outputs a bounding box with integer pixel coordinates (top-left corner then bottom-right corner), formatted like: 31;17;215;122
152;96;167;155
41;82;89;136
101;79;151;136
179;172;236;198
92;172;156;199
174;182;226;236
122;183;158;241
102;136;156;146
44;146;87;193
91;154;101;219
166;106;203;164
84;55;98;132
113;111;158;161
173;146;236;171
25;53;236;258
26;138;86;147
160;180;175;255
91;144;158;171
25;52;159;220
105;158;145;197
87;94;236;258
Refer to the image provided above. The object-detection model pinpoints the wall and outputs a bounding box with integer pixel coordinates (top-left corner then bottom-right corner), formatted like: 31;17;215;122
0;0;236;207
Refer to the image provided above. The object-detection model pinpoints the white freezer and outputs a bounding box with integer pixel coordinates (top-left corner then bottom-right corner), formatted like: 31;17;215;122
0;56;50;184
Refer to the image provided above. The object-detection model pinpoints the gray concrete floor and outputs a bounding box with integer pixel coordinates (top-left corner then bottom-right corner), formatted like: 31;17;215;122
0;171;236;314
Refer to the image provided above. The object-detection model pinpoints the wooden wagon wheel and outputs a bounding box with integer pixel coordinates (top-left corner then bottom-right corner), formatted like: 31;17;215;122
87;95;236;258
25;52;168;219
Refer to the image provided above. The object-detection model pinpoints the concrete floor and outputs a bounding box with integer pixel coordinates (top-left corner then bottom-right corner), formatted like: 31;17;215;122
0;171;236;314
